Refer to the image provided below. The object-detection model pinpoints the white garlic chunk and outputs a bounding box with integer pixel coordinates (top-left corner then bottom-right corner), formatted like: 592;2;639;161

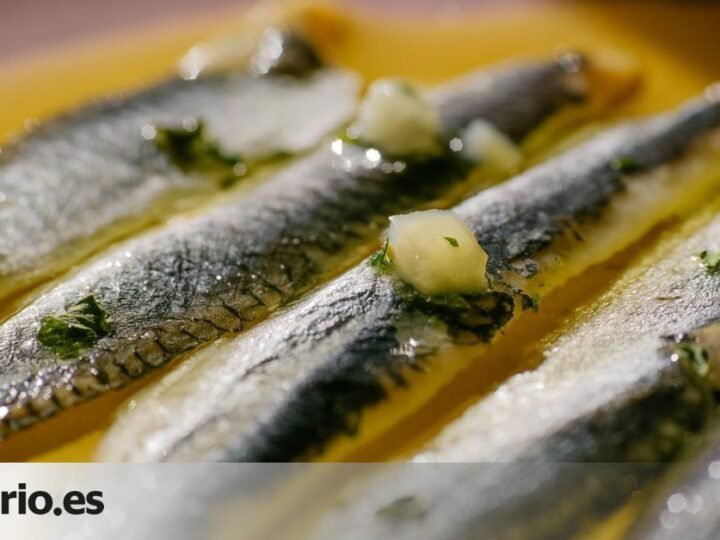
460;119;522;174
352;79;440;156
387;210;488;295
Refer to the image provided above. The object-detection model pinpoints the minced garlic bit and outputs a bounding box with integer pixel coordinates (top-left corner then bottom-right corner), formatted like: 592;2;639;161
351;79;440;156
459;119;522;174
386;210;488;295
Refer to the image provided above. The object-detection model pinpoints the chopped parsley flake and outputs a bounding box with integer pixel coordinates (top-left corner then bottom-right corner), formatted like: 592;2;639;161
519;292;540;312
154;121;246;188
443;236;459;247
262;149;293;163
375;495;427;520
699;250;720;274
369;238;392;270
394;80;420;98
610;155;639;173
676;343;710;377
37;295;111;359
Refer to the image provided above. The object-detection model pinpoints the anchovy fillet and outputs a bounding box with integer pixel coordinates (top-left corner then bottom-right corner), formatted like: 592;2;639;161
627;368;720;540
0;32;360;303
0;55;614;438
272;189;720;540
97;93;720;462
609;237;720;540
417;209;720;463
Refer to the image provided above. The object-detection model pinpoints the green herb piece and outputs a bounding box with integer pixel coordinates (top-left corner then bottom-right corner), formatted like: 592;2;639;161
519;292;540;312
154;121;246;188
394;80;420;98
375;495;427;520
261;150;294;163
424;293;472;310
699;250;720;274
403;290;515;343
443;236;459;247
676;343;710;378
369;238;393;270
218;175;238;190
37;295;111;359
610;155;639;173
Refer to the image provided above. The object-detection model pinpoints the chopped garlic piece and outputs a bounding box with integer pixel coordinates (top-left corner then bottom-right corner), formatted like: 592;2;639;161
351;79;440;156
387;210;488;295
460;119;522;174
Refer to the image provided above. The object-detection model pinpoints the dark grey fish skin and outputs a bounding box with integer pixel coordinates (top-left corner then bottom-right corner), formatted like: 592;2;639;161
97;95;720;463
0;36;360;303
0;56;597;438
250;28;324;77
469;97;720;278
430;54;585;142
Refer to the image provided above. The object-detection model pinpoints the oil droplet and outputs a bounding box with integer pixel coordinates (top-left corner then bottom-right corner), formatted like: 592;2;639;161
141;124;157;140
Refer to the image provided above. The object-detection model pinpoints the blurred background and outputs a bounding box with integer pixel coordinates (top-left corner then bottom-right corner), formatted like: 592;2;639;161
1;0;518;61
2;0;720;136
4;1;720;66
0;0;242;59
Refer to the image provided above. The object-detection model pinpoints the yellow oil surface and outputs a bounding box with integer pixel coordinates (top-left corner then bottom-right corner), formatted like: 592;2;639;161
1;1;720;468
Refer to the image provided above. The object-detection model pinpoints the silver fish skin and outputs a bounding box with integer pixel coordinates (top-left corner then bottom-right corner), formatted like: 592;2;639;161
0;56;594;437
96;95;720;463
0;33;360;303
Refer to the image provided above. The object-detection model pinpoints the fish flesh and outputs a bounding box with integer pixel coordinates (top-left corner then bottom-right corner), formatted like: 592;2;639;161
0;29;360;304
97;91;720;462
0;53;630;438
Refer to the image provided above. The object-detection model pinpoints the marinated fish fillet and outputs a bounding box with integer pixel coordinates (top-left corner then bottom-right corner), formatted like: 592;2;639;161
0;29;360;304
415;208;720;463
97;92;720;462
627;343;720;540
0;53;628;438
263;191;720;540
